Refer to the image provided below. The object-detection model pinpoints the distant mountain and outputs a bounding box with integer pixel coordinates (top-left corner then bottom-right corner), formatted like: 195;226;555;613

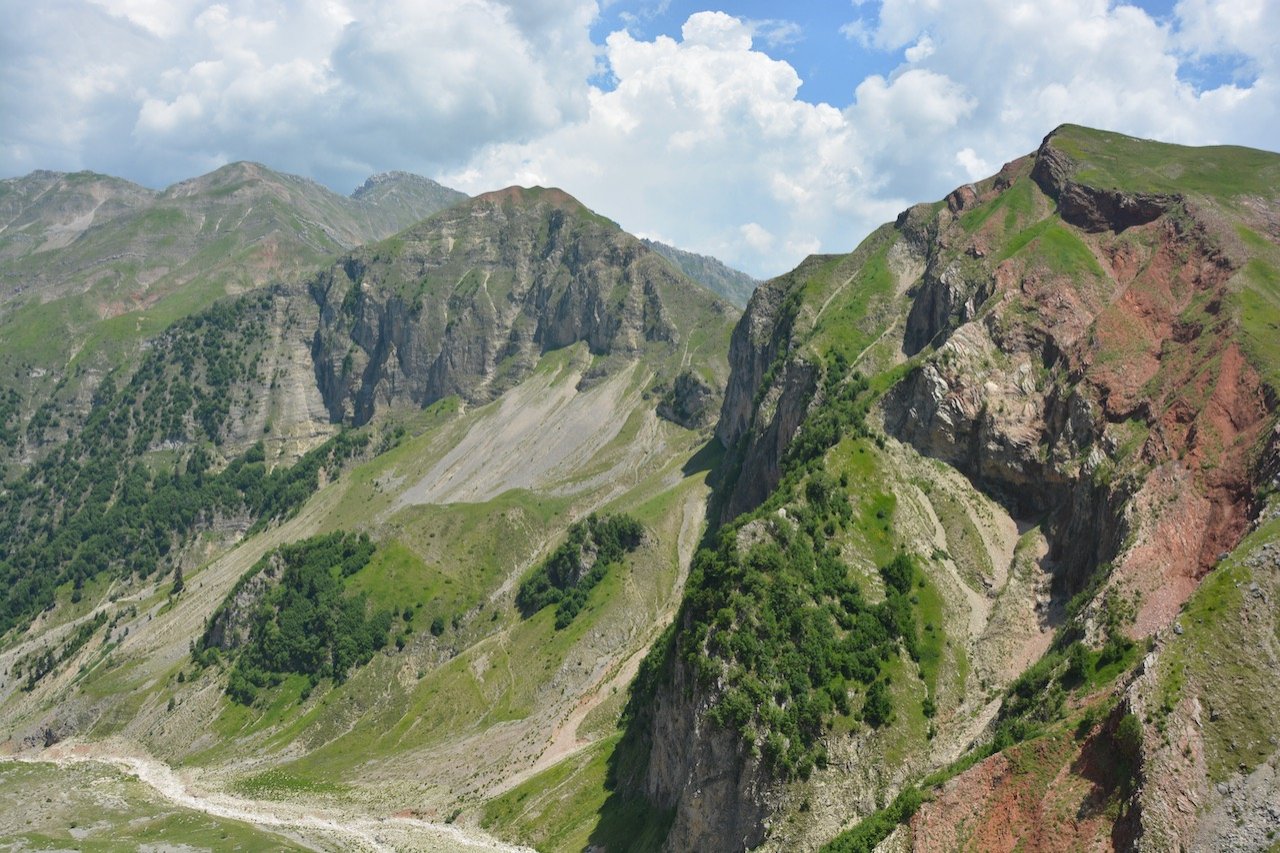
0;177;735;852
643;237;758;307
0;163;465;310
0;163;466;459
350;169;467;217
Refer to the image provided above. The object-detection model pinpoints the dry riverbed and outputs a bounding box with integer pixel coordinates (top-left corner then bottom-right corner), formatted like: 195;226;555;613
3;740;531;852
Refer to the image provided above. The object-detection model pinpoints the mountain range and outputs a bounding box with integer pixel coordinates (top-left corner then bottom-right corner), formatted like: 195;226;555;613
0;124;1278;853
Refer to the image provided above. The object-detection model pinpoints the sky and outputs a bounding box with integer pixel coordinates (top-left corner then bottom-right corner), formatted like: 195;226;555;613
1;1;1276;278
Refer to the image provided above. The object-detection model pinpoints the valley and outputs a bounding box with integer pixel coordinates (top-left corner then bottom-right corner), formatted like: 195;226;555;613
1;124;1279;852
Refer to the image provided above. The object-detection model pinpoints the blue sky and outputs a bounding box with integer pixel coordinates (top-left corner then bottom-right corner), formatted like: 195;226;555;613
2;1;1277;277
591;0;1240;103
592;2;876;106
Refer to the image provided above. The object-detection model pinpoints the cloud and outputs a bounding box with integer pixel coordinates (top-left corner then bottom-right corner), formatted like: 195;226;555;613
446;12;891;277
2;1;1278;279
1;0;598;189
1173;0;1279;66
840;0;1280;203
459;0;1276;276
749;19;803;50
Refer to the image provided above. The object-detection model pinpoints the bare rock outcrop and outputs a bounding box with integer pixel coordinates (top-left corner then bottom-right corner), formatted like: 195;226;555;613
310;188;728;425
644;650;775;852
657;370;719;430
714;258;827;521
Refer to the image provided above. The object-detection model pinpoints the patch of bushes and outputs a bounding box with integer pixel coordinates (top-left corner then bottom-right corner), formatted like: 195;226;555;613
821;787;927;853
684;508;924;777
515;513;643;629
199;532;390;705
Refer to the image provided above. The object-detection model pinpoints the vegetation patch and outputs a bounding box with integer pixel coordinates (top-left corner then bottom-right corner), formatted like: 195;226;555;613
958;175;1036;236
17;611;108;690
231;768;348;798
196;532;392;706
808;231;899;364
481;733;672;853
1237;257;1280;390
516;513;644;629
665;354;939;778
0;290;370;637
820;787;927;853
1153;518;1280;781
998;217;1104;282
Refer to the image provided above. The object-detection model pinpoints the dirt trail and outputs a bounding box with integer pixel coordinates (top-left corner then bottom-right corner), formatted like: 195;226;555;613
14;741;530;853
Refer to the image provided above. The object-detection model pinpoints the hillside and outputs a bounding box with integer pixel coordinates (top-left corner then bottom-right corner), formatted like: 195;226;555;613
0;164;466;467
593;124;1280;851
0;126;1277;853
0;182;735;850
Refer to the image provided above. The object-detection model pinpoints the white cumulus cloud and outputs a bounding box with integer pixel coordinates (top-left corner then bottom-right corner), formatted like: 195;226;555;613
2;0;598;190
446;12;886;277
1;1;1278;278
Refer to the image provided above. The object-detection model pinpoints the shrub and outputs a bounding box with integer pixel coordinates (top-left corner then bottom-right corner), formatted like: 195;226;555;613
516;514;644;628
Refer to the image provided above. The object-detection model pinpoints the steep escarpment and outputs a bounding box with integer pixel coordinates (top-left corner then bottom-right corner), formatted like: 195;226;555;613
715;231;909;522
311;186;736;424
714;258;817;520
627;125;1280;852
886;125;1272;626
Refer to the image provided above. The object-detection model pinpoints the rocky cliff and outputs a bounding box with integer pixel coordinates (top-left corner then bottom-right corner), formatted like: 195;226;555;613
632;125;1280;852
310;186;736;424
713;259;817;520
887;127;1273;627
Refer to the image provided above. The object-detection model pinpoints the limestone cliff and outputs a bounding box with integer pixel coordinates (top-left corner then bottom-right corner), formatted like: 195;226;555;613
714;259;820;521
310;187;736;425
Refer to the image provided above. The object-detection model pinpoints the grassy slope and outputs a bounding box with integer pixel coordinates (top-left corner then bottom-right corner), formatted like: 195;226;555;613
1051;124;1280;200
3;335;723;847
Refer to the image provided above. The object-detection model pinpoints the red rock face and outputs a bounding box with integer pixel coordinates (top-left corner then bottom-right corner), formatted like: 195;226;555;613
909;711;1141;852
1068;218;1265;631
896;139;1271;635
893;132;1278;851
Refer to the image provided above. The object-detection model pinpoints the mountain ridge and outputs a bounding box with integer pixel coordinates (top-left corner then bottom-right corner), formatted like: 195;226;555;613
0;125;1278;853
642;237;759;308
309;184;735;425
0;170;737;851
601;123;1280;851
0;163;469;470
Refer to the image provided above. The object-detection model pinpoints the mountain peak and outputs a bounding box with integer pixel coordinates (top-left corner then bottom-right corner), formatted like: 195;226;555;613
473;185;587;211
1036;123;1280;202
350;171;463;203
160;160;302;199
